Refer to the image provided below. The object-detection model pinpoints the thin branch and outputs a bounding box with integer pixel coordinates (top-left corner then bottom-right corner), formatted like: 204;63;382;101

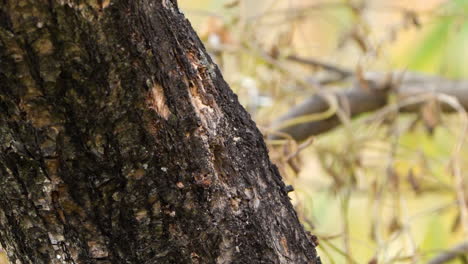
426;241;468;264
286;55;353;78
270;68;468;141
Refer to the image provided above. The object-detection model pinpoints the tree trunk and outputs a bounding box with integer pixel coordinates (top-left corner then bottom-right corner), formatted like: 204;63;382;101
0;1;320;263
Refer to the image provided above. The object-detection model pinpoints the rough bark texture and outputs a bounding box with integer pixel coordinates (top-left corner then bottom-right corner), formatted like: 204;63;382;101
0;1;320;263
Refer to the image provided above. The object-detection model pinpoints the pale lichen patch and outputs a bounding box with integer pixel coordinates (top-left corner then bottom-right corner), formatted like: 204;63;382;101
129;168;145;180
146;83;171;120
21;104;53;128
32;38;54;56
87;240;108;258
243;188;253;199
249;195;260;210
11;53;24;62
230;197;241;213
151;201;161;216
135;209;148;222
112;192;122;201
216;236;234;264
48;232;65;244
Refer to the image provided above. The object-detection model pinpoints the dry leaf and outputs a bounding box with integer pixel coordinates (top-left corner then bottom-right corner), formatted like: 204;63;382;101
421;99;440;135
407;168;421;195
356;65;370;91
388;217;402;234
224;0;240;8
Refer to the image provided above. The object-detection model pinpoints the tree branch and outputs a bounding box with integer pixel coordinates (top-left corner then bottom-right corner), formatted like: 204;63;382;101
270;70;468;141
426;241;468;264
286;55;353;78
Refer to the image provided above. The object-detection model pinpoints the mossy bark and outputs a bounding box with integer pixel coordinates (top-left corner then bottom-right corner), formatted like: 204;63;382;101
0;1;320;263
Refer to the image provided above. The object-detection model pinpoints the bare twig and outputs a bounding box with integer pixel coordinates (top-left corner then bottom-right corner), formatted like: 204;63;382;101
271;69;468;141
436;94;468;234
270;78;389;140
286;55;353;78
426;241;468;264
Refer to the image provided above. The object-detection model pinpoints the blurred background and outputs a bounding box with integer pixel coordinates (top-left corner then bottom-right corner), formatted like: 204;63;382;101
177;0;467;263
2;0;467;263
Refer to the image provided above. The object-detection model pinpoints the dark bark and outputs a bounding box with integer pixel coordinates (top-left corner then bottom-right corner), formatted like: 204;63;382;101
0;1;319;263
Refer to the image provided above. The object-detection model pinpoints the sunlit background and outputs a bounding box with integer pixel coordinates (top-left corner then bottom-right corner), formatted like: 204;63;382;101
1;0;467;263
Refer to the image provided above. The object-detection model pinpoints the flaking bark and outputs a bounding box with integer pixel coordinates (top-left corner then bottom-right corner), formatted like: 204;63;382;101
0;1;320;263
